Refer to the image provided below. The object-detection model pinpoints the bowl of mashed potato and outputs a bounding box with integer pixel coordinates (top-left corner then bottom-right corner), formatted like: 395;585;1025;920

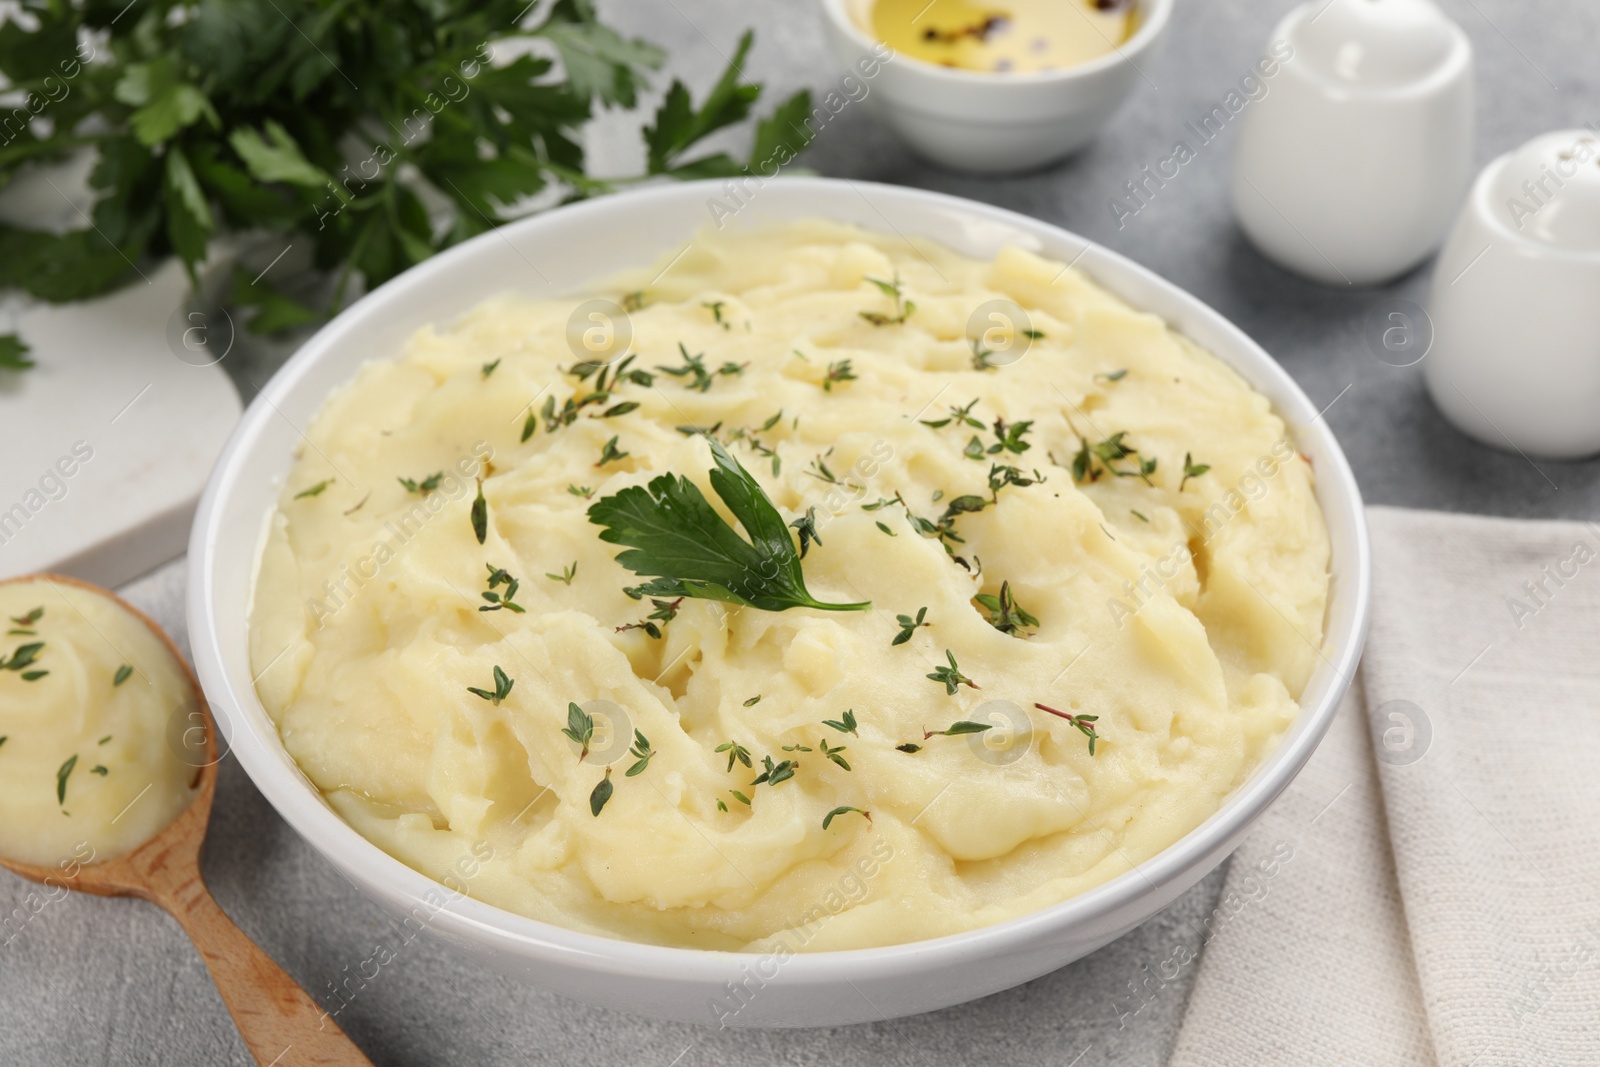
189;178;1369;1027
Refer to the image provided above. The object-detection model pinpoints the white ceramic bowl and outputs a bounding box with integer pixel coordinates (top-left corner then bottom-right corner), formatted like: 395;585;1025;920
188;178;1370;1028
819;0;1172;174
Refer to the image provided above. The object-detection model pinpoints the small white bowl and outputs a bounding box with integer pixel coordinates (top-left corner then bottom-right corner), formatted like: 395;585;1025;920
819;0;1172;174
188;178;1369;1027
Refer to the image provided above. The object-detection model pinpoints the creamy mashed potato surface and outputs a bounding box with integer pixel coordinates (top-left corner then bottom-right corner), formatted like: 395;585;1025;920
0;578;201;867
250;221;1329;951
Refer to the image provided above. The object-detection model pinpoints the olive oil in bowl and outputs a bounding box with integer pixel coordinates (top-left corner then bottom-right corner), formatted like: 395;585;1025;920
866;0;1135;74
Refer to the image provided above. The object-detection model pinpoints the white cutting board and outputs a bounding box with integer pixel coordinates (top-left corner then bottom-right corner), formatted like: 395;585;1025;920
0;258;242;587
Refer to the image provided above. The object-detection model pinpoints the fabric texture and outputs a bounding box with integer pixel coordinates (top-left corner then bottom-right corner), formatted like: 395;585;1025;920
1173;505;1600;1066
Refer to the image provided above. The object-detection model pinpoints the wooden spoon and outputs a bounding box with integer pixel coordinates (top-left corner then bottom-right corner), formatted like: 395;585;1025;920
0;574;373;1067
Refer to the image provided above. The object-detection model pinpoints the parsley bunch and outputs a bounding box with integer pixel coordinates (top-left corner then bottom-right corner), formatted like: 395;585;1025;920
0;0;809;330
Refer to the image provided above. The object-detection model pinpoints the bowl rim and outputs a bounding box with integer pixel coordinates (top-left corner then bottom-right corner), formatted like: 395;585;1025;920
819;0;1175;86
188;175;1370;987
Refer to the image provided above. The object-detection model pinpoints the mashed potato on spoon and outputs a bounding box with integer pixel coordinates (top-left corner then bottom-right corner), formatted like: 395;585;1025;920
249;221;1329;952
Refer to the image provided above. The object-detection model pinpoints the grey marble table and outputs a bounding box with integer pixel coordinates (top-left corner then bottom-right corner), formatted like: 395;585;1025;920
5;0;1597;1064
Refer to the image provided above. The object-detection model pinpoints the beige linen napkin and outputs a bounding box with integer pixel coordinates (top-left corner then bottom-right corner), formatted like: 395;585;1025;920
1172;505;1600;1066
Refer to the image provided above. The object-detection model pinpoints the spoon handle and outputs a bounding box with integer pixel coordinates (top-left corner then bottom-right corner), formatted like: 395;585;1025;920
155;875;374;1066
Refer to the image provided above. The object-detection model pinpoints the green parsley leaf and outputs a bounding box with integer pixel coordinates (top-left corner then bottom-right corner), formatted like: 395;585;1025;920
0;333;34;371
587;437;870;614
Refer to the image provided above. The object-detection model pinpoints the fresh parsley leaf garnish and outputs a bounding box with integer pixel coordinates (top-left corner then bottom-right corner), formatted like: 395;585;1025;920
587;437;870;613
0;333;33;371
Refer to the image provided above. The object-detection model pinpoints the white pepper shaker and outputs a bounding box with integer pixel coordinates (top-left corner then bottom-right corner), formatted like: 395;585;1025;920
1425;130;1600;459
1231;0;1474;287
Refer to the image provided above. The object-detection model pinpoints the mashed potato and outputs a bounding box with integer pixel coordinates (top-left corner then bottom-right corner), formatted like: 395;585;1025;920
250;221;1329;952
0;577;201;867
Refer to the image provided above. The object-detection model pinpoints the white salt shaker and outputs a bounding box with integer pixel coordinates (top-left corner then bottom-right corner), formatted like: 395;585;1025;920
1231;0;1474;287
1425;130;1600;458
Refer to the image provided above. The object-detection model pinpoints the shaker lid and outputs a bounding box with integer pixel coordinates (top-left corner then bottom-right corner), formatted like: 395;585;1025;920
1289;0;1466;90
1487;131;1600;253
